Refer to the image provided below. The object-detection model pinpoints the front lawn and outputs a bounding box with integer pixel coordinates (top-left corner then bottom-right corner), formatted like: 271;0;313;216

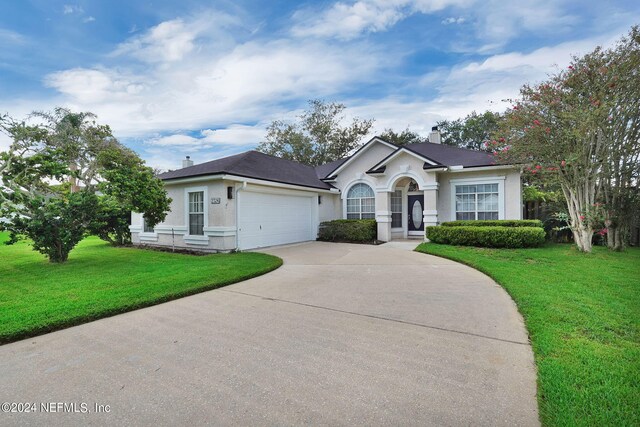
416;242;640;426
0;234;282;344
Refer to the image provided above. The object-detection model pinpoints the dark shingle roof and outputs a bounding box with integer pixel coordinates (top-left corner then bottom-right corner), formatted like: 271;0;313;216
314;157;348;179
159;151;334;190
404;142;496;168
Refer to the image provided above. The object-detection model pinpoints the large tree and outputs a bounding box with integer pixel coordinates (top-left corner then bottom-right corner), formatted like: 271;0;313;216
437;110;502;150
0;108;171;262
257;100;374;166
495;26;640;252
599;27;640;251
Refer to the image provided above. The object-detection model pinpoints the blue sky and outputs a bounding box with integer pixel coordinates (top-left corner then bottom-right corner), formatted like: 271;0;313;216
0;0;638;169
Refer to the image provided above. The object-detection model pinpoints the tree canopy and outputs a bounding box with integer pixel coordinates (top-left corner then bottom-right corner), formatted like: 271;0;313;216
437;110;502;151
495;26;640;252
257;100;374;166
379;127;429;145
0;108;171;262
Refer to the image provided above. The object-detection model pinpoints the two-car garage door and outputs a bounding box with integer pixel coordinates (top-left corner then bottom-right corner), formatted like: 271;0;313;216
237;191;315;250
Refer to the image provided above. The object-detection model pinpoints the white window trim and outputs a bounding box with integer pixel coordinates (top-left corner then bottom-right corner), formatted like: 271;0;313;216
390;189;403;230
449;176;505;221
344;182;376;220
184;186;208;239
342;179;376;219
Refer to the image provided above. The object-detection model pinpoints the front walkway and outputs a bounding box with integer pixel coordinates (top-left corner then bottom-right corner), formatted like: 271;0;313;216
0;242;538;426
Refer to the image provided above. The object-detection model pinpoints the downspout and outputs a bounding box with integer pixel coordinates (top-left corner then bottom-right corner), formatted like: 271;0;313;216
235;181;248;250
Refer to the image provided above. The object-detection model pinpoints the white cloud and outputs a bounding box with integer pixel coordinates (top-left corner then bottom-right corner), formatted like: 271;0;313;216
83;16;96;23
147;124;266;148
0;131;12;152
44;68;146;104
292;0;473;40
63;5;83;15
40;14;388;140
441;16;465;25
113;19;199;63
112;12;239;64
291;0;578;50
0;28;26;45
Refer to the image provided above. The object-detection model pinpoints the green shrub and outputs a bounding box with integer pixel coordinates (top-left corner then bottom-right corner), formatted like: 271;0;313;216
426;226;545;248
440;219;544;228
318;219;377;243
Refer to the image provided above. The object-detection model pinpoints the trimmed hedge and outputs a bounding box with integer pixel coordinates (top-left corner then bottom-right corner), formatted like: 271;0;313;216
318;219;377;243
440;219;544;228
426;226;545;248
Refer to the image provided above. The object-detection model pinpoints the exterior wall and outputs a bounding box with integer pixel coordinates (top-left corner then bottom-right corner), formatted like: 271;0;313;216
131;179;237;252
318;193;341;223
131;177;340;251
437;168;522;222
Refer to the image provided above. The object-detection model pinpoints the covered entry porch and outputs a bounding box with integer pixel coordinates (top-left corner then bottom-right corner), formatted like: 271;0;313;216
374;173;439;242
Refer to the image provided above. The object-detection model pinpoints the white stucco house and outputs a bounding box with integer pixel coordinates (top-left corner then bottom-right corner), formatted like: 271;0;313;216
130;128;522;251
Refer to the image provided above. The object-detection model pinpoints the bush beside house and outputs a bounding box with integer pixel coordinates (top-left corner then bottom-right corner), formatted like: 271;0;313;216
426;223;545;248
440;219;543;228
318;219;377;243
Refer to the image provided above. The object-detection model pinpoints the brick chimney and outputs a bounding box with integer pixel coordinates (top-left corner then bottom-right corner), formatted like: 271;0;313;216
182;156;194;168
429;126;441;144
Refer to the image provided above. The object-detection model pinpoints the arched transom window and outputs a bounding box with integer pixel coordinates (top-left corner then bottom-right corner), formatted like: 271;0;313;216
346;183;375;219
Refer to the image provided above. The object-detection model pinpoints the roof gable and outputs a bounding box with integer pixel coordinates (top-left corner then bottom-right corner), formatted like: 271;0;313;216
366;146;442;174
322;136;397;179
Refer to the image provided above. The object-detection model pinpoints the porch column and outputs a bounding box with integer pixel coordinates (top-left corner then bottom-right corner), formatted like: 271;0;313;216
423;187;438;226
423;172;439;235
375;191;391;242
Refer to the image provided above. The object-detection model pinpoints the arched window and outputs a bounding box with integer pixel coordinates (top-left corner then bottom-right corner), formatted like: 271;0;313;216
346;183;375;219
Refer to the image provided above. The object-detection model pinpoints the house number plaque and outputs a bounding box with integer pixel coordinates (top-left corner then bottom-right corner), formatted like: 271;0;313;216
211;197;221;204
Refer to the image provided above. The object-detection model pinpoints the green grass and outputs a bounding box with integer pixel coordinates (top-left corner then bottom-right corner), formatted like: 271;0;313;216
0;233;282;344
415;242;640;426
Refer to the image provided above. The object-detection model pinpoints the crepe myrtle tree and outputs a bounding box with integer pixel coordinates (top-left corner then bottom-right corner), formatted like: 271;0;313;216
0;108;171;262
494;26;640;252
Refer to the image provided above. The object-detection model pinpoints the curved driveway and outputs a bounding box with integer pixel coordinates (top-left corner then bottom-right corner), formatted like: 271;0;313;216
0;241;538;426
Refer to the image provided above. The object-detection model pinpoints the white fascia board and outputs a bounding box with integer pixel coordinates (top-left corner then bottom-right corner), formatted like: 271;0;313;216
163;175;224;185
448;165;516;173
221;175;339;194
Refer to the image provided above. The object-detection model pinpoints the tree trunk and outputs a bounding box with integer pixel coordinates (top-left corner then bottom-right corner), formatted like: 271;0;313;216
607;225;626;252
561;184;594;253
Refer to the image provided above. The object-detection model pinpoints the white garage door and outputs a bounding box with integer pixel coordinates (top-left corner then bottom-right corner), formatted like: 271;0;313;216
238;191;314;250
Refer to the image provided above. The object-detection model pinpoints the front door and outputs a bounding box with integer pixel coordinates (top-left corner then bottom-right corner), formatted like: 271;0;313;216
407;195;424;232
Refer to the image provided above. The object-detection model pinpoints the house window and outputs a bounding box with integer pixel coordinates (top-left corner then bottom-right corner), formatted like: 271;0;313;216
391;190;402;228
188;191;205;235
346;183;375;219
455;184;499;220
143;217;154;233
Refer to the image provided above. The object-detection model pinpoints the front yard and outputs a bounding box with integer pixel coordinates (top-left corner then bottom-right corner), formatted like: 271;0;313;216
0;233;282;344
416;242;640;426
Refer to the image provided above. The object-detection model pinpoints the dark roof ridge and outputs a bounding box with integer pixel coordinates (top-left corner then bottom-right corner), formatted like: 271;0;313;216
245;150;318;171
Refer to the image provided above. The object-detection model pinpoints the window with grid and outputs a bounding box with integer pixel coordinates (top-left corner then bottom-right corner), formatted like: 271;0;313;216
455;183;499;220
143;217;154;233
346;183;375;219
188;191;205;235
391;190;402;228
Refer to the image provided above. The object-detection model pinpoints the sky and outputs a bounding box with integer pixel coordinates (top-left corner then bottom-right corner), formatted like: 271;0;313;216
0;0;638;170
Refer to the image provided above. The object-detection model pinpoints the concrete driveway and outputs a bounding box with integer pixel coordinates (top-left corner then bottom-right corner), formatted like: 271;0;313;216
0;241;538;426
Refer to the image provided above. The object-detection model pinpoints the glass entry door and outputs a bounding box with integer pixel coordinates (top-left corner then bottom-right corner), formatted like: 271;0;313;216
407;195;424;231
